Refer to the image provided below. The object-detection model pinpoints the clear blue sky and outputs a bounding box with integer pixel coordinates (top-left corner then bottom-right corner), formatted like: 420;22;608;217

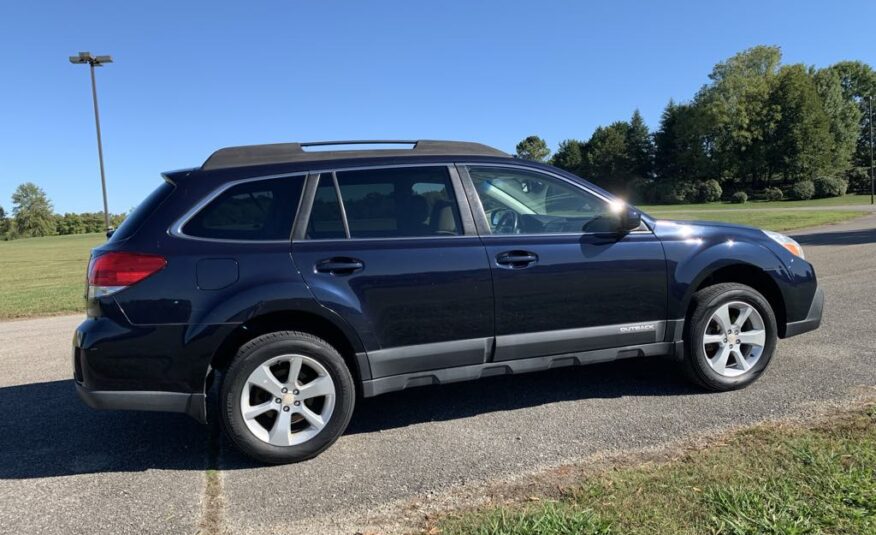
1;1;875;214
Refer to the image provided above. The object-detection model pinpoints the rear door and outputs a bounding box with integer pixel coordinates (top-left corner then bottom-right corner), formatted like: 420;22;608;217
291;164;494;379
460;164;668;361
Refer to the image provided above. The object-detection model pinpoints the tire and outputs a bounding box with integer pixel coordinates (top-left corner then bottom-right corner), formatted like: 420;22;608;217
220;331;355;464
683;283;778;391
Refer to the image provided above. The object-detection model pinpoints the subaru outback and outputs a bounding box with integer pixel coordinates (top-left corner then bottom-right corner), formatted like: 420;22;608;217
74;140;823;463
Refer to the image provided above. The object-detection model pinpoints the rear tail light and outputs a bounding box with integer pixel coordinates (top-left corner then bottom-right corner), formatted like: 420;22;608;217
87;252;167;298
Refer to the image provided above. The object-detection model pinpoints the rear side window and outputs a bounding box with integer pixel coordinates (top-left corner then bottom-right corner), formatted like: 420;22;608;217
328;166;462;239
183;177;303;240
109;181;175;242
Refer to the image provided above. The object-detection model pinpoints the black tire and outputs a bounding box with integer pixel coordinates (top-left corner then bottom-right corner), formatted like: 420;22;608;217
683;283;778;391
220;331;355;464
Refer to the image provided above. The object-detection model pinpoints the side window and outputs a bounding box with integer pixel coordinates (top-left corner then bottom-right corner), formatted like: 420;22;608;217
306;173;346;239
182;177;302;240
468;167;612;235
329;166;462;239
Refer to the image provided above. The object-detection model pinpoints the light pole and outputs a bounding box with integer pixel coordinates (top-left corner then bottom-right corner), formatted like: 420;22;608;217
69;51;113;230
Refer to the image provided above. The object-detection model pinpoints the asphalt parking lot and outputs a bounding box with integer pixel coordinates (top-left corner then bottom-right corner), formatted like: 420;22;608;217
1;215;874;535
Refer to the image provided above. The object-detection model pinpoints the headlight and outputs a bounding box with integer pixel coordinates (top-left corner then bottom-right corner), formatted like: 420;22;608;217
763;230;805;259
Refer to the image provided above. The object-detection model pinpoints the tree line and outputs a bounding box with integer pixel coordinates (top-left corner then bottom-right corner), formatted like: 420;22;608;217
516;46;876;204
0;182;125;240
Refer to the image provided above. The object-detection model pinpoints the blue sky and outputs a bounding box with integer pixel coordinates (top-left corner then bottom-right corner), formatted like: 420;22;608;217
1;1;875;214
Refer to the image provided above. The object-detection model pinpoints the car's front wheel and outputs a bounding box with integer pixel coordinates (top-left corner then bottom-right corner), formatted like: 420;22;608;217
220;331;355;464
684;283;778;391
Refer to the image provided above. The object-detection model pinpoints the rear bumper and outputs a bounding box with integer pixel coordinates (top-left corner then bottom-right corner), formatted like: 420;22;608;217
75;383;207;423
72;315;219;424
783;286;824;338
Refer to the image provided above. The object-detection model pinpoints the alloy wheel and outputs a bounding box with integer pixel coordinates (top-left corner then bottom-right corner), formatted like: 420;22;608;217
239;354;336;446
702;301;766;378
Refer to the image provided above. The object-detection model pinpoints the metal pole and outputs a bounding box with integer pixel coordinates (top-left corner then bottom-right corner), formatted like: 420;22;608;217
869;95;874;205
89;61;111;230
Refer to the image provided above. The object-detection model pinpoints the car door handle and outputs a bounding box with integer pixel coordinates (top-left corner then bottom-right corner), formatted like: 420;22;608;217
315;258;364;275
496;251;538;269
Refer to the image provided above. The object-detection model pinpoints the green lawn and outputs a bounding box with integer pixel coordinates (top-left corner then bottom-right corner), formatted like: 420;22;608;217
640;193;874;212
0;233;104;320
648;210;866;232
436;405;876;535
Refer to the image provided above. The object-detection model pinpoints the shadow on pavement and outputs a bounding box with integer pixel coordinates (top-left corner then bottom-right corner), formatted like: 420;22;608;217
1;357;700;476
795;226;876;246
345;357;697;435
0;380;208;479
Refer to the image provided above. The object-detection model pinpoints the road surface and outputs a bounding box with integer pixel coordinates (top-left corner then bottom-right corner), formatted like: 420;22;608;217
0;214;874;534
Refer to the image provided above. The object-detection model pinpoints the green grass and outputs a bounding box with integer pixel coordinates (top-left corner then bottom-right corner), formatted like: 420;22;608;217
640;193;873;212
0;233;104;320
437;406;876;535
648;210;867;232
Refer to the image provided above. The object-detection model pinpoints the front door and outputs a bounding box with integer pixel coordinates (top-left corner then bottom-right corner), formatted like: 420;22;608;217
291;165;494;378
461;165;667;361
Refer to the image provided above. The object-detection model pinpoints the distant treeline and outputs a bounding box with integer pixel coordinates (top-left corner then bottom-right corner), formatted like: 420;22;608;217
516;46;875;204
0;182;125;240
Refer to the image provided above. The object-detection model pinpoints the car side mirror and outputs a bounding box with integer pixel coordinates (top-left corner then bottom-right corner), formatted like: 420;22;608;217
618;207;642;232
106;228;115;239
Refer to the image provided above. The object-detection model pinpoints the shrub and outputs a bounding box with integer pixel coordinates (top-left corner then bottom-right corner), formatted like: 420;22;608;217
845;167;872;194
694;179;723;203
764;187;783;201
790;180;815;200
627;178;656;204
654;180;694;204
813;176;848;198
731;191;748;204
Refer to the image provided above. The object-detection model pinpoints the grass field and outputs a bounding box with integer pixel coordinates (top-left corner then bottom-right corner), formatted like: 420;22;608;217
437;405;876;535
0;233;104;320
645;210;866;232
640;193;874;212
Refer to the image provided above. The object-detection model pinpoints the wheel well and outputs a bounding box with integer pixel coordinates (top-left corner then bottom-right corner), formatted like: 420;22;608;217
691;264;787;335
210;311;363;385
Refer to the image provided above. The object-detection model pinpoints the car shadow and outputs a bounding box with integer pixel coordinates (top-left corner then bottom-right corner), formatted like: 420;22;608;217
794;226;876;246
0;357;700;477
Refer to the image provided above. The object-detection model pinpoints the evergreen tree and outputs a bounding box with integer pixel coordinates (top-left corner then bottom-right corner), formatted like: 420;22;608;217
515;136;550;162
625;109;655;179
768;65;834;185
582;121;632;192
551;139;585;175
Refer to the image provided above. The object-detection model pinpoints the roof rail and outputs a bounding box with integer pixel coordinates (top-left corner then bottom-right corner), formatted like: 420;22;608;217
201;140;510;170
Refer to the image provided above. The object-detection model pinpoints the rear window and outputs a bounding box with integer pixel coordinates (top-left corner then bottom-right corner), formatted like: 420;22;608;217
109;181;175;242
182;177;303;241
308;166;462;239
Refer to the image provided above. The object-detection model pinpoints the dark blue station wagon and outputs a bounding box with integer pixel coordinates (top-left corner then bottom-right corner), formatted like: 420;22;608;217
74;140;823;463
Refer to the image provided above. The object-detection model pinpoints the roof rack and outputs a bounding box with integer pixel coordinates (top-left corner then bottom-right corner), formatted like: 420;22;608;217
201;140;510;170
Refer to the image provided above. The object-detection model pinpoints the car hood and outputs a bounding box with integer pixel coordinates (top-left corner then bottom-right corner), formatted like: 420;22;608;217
650;218;766;241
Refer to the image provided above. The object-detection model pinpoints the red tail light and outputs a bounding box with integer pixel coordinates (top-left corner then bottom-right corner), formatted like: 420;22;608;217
88;252;167;288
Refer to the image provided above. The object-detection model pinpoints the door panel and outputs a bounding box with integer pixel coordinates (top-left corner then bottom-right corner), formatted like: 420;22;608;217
292;166;494;378
463;165;668;361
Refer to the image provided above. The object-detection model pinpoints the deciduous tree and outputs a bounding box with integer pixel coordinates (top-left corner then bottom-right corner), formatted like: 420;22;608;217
11;182;56;238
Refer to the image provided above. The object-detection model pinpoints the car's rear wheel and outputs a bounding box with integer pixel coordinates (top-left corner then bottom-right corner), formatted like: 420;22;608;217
220;331;355;464
683;283;778;391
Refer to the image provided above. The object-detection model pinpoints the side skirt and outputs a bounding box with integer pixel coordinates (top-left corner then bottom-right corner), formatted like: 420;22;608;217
361;341;673;397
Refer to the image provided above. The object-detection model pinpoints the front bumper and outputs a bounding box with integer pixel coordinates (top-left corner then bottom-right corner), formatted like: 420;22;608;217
784;286;824;338
75;383;207;422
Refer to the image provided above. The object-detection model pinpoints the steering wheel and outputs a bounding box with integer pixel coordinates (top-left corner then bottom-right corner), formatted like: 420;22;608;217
492;209;520;235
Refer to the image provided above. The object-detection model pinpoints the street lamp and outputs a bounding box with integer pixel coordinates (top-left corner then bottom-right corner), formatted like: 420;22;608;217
69;51;113;231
